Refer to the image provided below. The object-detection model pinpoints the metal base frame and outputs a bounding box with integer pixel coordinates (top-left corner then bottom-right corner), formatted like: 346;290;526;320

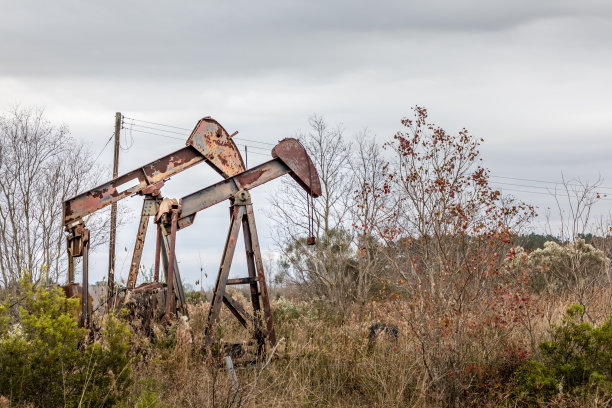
204;196;276;352
66;194;188;327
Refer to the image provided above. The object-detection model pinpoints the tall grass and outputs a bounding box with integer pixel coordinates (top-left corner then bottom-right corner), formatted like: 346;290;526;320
122;283;612;407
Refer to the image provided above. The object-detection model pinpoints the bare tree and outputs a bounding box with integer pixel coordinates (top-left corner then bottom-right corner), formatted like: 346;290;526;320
539;175;610;319
545;173;604;242
349;130;392;303
269;115;356;305
0;106;105;289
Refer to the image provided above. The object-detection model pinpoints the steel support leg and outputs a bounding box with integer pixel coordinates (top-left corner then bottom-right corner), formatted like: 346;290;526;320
245;204;276;346
203;196;277;352
159;224;187;316
204;205;245;347
154;223;162;282
242;213;264;347
164;210;180;317
127;198;155;288
67;252;74;284
81;229;90;327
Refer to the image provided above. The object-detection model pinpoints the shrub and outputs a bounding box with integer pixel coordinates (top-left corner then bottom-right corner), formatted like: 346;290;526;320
528;239;609;294
114;378;165;408
0;274;133;407
514;304;612;403
273;296;302;324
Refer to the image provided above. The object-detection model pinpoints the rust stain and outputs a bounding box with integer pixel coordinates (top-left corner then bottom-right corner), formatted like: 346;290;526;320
186;117;245;178
272;138;322;197
237;168;265;186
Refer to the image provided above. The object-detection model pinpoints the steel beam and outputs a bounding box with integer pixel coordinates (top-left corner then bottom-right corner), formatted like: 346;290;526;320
63;117;247;227
204;205;245;346
127;197;158;288
245;204;276;346
81;228;90;327
178;159;290;229
64;146;204;226
159;224;187;316
164;209;180;317
222;293;250;328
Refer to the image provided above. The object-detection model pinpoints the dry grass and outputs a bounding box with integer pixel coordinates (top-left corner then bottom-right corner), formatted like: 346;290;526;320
122;284;612;408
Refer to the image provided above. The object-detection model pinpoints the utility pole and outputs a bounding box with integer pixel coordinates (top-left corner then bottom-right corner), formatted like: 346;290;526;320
108;112;121;302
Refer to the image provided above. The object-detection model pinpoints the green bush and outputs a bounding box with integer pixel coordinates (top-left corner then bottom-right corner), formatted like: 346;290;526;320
113;378;165;408
0;274;133;407
514;304;612;403
274;297;303;324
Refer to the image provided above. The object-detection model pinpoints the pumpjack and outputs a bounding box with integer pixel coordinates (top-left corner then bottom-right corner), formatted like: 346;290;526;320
63;117;321;351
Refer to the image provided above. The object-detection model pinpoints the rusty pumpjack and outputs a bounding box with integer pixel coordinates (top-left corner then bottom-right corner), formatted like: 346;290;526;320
63;117;321;350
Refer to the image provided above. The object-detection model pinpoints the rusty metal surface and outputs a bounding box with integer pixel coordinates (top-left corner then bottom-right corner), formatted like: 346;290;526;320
178;140;321;229
140;181;164;196
64;117;246;226
164;209;180;318
222;294;250;328
242;209;265;347
60;116;324;347
202;199;276;349
122;282;166;334
242;214;261;316
127;199;156;288
67;223;88;258
186;117;245;178
61;283;93;322
67;250;74;283
205;205;245;347
61;282;81;299
178;158;289;229
226;277;257;285
132;281;165;292
245;204;276;346
64;146;203;226
155;197;179;223
159;225;187;315
272;138;322;197
81;228;91;327
154;223;162;283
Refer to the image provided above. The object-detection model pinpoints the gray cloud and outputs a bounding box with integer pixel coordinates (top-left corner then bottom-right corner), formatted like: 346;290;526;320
2;0;612;286
2;1;611;78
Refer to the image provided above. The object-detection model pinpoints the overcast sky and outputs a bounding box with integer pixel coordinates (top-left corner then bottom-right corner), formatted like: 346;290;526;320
2;1;612;287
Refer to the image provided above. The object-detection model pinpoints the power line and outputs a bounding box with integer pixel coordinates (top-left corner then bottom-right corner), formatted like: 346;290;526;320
236;143;269;152
121;115;612;201
129;122;190;137
234;136;276;147
127;127;269;155
119;122;134;151
124;119;272;155
92;133;114;165
242;150;269;158
126;116;277;146
491;175;612;192
123;117;191;131
493;181;610;195
128;128;184;141
492;186;612;201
